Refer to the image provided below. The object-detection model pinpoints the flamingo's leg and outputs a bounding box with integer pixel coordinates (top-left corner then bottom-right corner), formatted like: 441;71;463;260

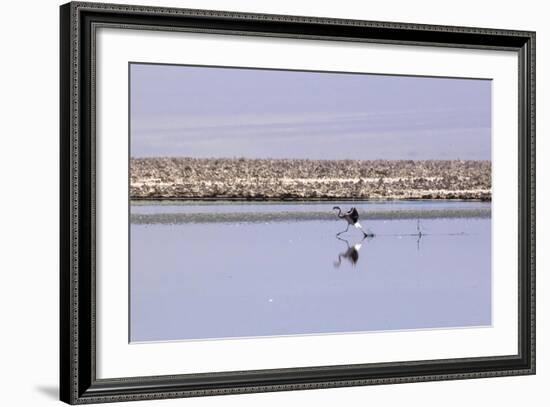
337;223;350;236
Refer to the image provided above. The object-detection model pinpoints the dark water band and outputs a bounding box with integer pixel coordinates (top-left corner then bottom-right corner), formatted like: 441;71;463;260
130;207;491;225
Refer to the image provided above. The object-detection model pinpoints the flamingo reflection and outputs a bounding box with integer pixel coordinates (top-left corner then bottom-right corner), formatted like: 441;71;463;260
333;235;370;269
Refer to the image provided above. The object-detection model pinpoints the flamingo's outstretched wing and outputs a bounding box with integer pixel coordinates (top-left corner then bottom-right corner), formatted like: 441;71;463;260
347;207;360;224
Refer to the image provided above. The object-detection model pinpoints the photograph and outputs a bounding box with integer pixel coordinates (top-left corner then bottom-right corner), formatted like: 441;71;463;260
58;1;536;404
129;63;493;343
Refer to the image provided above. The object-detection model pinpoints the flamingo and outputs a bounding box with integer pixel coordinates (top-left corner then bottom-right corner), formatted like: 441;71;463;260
332;206;371;237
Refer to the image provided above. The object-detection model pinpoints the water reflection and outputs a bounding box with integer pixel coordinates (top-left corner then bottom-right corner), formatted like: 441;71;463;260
333;218;426;267
416;219;424;251
333;225;425;269
334;236;368;269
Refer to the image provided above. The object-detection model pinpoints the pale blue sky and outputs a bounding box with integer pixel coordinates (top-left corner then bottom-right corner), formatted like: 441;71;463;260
130;63;491;160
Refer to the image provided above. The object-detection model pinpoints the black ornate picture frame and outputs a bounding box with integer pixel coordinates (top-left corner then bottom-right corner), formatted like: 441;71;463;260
60;1;535;404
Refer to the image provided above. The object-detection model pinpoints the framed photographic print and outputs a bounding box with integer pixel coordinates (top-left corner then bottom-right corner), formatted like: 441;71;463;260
60;1;536;404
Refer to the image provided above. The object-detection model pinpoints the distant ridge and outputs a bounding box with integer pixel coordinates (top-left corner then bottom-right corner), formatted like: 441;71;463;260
130;158;491;201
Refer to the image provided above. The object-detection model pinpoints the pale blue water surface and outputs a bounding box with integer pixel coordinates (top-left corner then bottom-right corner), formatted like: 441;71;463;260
130;201;491;342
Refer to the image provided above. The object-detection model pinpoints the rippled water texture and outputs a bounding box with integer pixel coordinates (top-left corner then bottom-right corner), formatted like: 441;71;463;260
130;201;491;342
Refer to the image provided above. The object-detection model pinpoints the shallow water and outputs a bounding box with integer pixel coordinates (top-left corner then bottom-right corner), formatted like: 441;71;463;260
130;201;491;342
